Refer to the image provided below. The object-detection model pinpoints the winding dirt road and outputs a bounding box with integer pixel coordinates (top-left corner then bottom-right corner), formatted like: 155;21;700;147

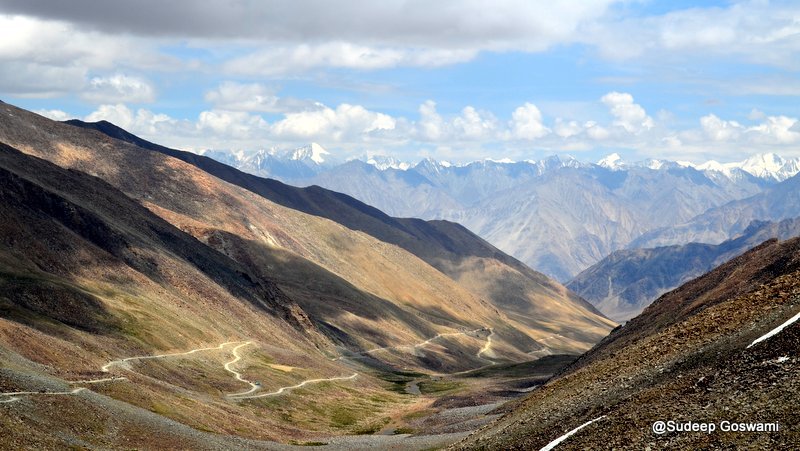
101;341;248;372
0;387;88;404
223;342;261;397
231;373;359;399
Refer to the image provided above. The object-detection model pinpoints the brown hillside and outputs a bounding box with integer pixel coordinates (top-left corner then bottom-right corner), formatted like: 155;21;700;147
455;237;800;450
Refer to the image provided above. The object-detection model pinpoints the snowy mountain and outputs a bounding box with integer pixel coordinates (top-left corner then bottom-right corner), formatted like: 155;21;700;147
232;143;331;179
364;155;412;171
204;148;794;280
290;142;329;164
693;153;800;182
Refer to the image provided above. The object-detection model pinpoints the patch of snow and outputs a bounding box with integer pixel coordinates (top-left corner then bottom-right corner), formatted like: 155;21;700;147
776;356;790;363
597;153;623;170
290;142;329;164
366;155;411;171
539;415;607;451
747;311;800;349
485;157;515;164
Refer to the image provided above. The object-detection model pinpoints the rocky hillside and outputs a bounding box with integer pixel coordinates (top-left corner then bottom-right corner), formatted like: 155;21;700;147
64;116;613;351
0;101;614;447
455;236;800;449
569;217;800;321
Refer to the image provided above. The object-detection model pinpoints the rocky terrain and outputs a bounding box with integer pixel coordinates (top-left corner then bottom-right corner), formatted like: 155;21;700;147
454;236;800;449
0;101;613;448
569;217;800;321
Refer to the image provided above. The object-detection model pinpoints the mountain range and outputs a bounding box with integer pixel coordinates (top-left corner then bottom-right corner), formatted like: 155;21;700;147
0;101;613;447
1;101;797;449
569;216;800;321
202;146;799;282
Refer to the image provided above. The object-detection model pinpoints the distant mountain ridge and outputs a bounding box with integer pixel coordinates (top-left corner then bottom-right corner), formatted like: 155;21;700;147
191;147;792;281
569;217;800;321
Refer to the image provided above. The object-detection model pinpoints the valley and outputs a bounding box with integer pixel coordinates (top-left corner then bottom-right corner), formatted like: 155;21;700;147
0;102;605;449
2;2;799;449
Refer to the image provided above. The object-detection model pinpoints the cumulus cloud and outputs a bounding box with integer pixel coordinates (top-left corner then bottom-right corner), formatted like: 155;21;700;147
452;106;497;139
204;82;321;113
413;101;498;142
35;108;73;121
601;91;654;133
508;103;550;140
82;74;155;103
74;96;800;163
553;118;582;138
85;103;179;135
700;114;742;141
0;14;175;97
746;115;800;144
270;104;396;142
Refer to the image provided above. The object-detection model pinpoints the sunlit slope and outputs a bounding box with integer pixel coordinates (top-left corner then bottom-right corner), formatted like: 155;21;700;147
0;101;614;356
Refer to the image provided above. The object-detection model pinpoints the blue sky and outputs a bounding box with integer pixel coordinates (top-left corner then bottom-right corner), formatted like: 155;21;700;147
1;0;799;164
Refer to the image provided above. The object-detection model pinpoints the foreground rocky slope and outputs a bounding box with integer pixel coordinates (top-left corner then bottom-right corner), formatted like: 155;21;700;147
569;217;800;321
456;237;800;449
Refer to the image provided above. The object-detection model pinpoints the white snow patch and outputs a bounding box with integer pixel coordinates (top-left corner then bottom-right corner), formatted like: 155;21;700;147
597;153;623;169
539;415;607;451
776;356;790;363
747;311;800;349
485;157;515;164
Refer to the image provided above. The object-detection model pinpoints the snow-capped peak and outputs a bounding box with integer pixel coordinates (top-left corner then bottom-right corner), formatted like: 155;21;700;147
365;155;411;171
290;142;329;164
738;153;799;181
485;157;515;164
597;153;624;169
695;153;800;182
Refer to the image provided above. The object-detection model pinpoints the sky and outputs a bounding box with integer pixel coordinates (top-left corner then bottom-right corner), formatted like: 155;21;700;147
1;0;800;164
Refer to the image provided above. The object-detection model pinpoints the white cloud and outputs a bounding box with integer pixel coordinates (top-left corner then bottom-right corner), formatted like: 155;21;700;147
85;103;179;134
416;100;445;141
508;103;550;140
198;110;269;138
746;115;800;144
0;14;176;97
584;121;610;141
452;106;497;139
270;103;396;142
700;114;742;141
83;74;155;103
601;91;654;133
204;82;321;113
413;101;498;142
587;1;800;67
225;43;477;76
553;118;582;138
35;109;73;121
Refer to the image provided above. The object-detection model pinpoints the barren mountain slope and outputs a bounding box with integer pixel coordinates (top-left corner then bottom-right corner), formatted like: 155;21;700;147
0;144;357;447
455;237;800;450
58;113;614;351
570;217;800;321
0;102;615;447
